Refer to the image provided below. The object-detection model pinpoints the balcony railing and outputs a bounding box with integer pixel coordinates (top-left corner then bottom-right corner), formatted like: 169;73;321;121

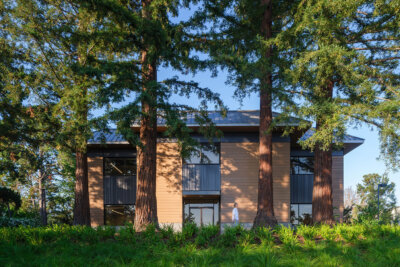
182;164;220;192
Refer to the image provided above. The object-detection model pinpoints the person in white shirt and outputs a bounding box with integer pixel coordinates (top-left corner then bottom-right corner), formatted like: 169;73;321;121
232;202;239;226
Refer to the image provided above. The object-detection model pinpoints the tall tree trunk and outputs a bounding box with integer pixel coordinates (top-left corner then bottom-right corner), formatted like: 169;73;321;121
73;150;90;225
253;0;277;228
38;171;47;226
134;0;158;231
312;82;334;224
73;17;91;226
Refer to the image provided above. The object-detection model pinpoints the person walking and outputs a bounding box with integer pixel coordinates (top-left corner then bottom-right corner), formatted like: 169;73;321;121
232;202;239;226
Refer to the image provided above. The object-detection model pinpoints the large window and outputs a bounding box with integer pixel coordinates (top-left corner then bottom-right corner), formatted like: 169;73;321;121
182;144;220;192
290;157;313;175
183;198;220;226
104;157;136;226
290;204;312;225
184;144;220;164
104;158;136;176
290;156;313;224
105;205;135;226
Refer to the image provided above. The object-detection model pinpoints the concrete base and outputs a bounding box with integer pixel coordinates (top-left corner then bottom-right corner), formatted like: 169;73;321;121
159;223;182;232
220;222;291;231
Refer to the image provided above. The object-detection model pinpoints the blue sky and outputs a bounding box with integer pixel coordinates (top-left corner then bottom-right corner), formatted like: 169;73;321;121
158;65;400;203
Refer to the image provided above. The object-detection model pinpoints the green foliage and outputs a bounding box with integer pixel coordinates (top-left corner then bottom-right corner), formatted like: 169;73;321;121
181;222;199;241
74;0;226;157
195;225;219;247
355;173;397;223
280;0;400;156
0;224;399;266
0;186;21;214
276;225;299;251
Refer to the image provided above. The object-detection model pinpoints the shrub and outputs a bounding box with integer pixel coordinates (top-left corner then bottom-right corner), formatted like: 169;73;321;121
195;225;219;247
218;224;245;247
0;216;41;227
181;222;198;241
253;226;274;245
115;224;136;242
276;225;298;251
296;224;318;240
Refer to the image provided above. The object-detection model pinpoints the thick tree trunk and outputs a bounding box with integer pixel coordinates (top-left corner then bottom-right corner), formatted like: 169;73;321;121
312;142;334;224
38;172;47;226
312;82;334;224
73;151;90;225
134;0;158;231
72;16;91;226
253;0;277;228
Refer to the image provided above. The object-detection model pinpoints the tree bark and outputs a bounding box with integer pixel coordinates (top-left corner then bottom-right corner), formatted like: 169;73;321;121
134;0;158;231
38;171;47;226
312;82;334;225
73;151;90;225
253;0;277;228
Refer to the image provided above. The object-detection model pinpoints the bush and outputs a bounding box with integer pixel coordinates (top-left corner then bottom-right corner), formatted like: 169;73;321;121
276;225;298;251
195;225;219;247
180;222;198;241
218;224;245;247
0;187;21;217
0;216;41;227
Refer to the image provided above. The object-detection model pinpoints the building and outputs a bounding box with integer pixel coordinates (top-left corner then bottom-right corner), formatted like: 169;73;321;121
87;110;364;229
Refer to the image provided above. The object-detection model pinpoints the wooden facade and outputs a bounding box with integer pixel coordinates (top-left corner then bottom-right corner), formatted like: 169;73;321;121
88;156;104;227
87;141;345;227
156;143;183;226
220;142;290;224
332;156;344;222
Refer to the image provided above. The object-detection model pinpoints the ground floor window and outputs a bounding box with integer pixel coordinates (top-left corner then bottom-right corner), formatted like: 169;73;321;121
183;198;219;227
104;205;135;226
290;204;312;225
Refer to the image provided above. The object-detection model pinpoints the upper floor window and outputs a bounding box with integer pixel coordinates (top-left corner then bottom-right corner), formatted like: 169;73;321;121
184;144;220;165
182;144;220;192
290;156;314;175
103;157;136;226
104;158;136;176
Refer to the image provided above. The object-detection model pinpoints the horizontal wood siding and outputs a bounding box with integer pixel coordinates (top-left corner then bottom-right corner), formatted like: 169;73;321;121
220;142;290;224
221;143;258;223
156;143;183;224
332;156;344;222
88;157;104;226
272;142;290;223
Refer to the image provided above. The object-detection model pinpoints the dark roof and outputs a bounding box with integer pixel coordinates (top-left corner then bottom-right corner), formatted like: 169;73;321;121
300;129;365;144
90;130;128;144
89;128;365;154
300;129;364;154
131;110;301;127
88;110;364;154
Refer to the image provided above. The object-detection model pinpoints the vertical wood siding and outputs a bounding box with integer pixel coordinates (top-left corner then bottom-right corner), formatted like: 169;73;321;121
156;143;183;224
332;156;344;222
220;142;290;224
88;157;104;226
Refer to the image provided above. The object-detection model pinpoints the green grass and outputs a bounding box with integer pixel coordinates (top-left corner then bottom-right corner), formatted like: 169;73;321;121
0;223;399;266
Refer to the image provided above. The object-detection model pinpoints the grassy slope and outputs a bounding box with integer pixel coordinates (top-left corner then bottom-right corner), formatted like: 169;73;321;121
0;223;399;267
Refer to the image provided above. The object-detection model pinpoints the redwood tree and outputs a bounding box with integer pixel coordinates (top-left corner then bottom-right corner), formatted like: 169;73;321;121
194;0;300;227
77;0;224;231
280;0;400;224
12;0;108;225
254;0;277;227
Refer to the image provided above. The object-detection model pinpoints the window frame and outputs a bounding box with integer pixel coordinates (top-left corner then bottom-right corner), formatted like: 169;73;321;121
183;144;221;165
104;204;135;226
183;198;220;227
103;157;137;226
290;156;314;225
